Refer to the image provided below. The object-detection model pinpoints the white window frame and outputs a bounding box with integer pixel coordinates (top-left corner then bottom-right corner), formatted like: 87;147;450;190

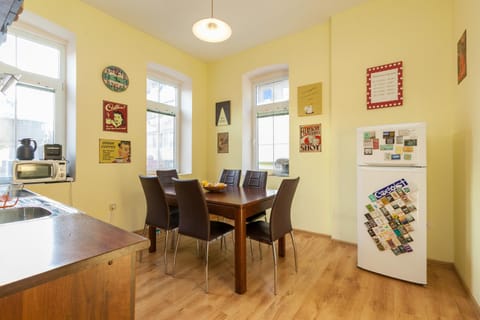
252;73;289;174
0;26;66;182
1;27;66;146
146;73;181;173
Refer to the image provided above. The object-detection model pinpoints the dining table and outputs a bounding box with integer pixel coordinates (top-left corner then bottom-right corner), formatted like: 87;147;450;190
148;185;283;294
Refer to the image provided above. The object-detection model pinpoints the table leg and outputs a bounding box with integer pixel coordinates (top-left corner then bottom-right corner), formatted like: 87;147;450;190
278;236;285;257
148;226;156;253
234;208;247;294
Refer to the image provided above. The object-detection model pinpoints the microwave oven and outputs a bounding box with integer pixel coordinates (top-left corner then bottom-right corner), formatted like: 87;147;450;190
13;160;68;184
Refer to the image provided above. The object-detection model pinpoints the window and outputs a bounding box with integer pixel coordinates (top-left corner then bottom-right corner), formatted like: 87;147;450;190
146;76;179;171
254;77;289;175
0;29;65;182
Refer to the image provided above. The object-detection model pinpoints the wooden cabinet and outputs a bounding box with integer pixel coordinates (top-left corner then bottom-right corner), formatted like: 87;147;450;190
0;254;136;320
0;213;149;319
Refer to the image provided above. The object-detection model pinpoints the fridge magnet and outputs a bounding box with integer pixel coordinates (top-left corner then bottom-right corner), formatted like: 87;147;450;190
217;132;229;153
99;139;131;163
363;178;418;256
364;148;373;155
215;101;231;126
102;66;129;92
299;123;321;152
366;61;403;110
103;100;127;132
297;82;322;116
457;30;467;84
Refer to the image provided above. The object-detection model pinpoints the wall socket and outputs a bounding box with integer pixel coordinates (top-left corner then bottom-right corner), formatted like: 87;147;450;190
109;203;117;211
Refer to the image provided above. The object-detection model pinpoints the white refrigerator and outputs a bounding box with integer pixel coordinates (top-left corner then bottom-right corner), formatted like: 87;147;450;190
356;122;427;284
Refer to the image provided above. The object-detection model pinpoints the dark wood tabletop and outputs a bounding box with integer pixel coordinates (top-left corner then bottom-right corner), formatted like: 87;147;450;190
152;185;278;294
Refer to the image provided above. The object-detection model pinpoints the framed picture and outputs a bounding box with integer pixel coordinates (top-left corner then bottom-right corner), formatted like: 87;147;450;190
215;101;231;126
99;139;131;163
366;61;403;110
217;132;229;153
457;30;467;84
297;82;322;116
299;124;321;152
103;100;128;132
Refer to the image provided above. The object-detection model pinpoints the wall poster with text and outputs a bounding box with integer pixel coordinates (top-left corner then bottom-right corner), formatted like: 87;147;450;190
366;61;403;110
299;124;321;152
103;100;128;132
99;139;131;163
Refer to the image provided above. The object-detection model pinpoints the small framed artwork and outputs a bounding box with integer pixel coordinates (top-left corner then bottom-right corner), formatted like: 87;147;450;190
299;124;321;152
366;61;403;110
298;82;322;116
457;30;467;84
217;132;229;153
99;139;131;163
103;100;127;132
215;101;231;126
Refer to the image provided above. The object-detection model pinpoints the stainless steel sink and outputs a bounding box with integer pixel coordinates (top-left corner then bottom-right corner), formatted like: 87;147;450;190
0;207;52;224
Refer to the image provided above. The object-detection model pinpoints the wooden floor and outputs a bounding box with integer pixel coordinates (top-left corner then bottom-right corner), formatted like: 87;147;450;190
135;231;480;319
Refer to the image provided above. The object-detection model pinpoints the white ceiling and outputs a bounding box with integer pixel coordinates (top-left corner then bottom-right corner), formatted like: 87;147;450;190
80;0;367;62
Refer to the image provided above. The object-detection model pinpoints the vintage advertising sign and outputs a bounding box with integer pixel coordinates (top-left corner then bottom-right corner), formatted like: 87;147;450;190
297;82;322;116
103;100;128;132
299;123;321;152
366;61;403;110
99;139;131;163
102;65;129;92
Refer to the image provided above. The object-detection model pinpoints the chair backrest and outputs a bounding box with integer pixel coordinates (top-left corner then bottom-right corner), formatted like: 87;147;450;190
156;169;179;187
173;178;210;240
242;170;267;189
139;175;171;229
269;177;300;241
219;169;241;186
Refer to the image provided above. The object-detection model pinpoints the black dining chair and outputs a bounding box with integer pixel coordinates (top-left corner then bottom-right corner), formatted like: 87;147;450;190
139;175;179;274
243;170;268;223
172;178;234;293
156;169;179;188
246;177;300;295
219;169;241;186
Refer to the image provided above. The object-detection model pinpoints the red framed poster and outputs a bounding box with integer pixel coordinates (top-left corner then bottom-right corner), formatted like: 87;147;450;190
366;61;403;110
103;100;127;132
299;124;321;152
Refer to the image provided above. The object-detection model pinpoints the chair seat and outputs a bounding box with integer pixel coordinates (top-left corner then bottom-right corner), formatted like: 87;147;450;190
246;220;273;244
246;211;266;223
209;221;234;240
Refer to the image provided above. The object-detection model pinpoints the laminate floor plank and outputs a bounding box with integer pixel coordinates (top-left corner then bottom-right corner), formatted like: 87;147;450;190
135;231;480;320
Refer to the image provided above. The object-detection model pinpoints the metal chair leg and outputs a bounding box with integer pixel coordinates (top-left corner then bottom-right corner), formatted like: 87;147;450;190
289;231;298;273
173;233;181;276
259;242;262;259
272;241;278;295
205;241;209;293
249;239;254;260
163;230;169;274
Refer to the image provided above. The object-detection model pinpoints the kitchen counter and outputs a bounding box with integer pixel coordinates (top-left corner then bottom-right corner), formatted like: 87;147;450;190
0;191;149;319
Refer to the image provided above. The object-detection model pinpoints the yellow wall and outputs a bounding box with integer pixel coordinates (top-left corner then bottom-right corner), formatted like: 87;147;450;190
453;0;480;307
330;0;455;261
23;0;208;231
207;23;332;234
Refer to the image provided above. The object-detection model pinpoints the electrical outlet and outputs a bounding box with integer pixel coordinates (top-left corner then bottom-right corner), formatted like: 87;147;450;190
109;203;117;211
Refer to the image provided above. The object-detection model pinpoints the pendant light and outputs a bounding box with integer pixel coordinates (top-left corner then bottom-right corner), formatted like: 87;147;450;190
192;0;232;43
